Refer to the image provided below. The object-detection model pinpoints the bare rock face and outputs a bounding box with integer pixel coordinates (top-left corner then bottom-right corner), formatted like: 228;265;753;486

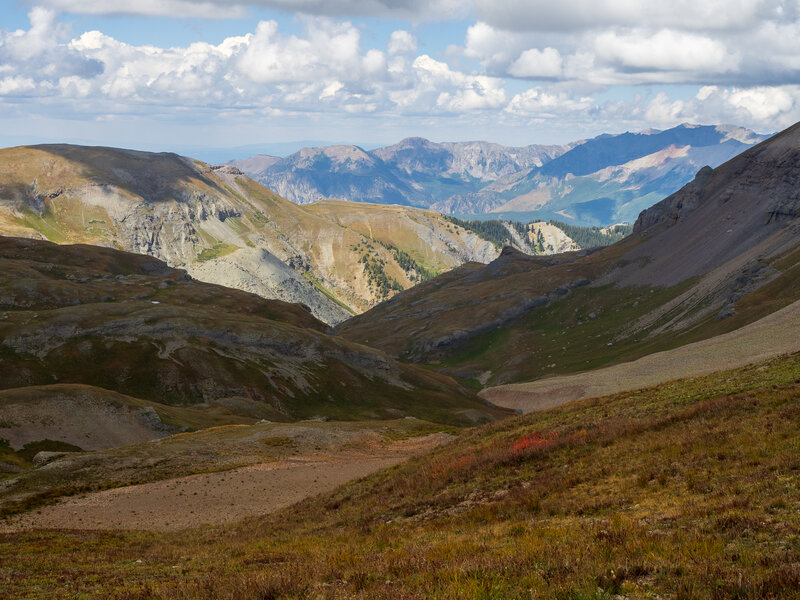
633;165;714;232
0;144;503;324
255;138;569;207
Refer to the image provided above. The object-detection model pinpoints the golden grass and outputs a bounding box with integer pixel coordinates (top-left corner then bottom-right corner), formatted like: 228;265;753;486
3;352;800;598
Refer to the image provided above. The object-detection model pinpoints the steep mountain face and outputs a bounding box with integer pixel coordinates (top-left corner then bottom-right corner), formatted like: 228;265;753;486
235;125;766;226
0;145;498;323
0;235;509;426
254;145;416;206
435;124;769;223
372;137;566;181
243;138;569;208
337;121;800;387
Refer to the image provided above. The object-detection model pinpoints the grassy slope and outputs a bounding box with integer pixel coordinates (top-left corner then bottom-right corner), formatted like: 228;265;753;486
339;215;800;389
3;352;800;599
483;295;800;411
0;236;508;427
0;145;496;314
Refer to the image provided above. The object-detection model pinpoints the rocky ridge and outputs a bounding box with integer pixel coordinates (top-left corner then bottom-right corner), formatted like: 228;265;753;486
337;120;800;386
235;124;767;226
0;145;500;323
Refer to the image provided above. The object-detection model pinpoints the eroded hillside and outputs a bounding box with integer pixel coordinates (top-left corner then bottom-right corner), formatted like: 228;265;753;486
0;145;498;323
0;235;509;427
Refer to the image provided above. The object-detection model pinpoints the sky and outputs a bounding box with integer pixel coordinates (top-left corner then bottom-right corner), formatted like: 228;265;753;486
1;0;799;158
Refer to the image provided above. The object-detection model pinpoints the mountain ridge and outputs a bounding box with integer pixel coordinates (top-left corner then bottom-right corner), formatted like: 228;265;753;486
0;144;505;324
337;120;800;387
234;124;769;226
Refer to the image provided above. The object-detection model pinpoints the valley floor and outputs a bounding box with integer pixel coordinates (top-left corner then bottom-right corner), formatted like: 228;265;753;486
483;296;800;412
1;433;450;532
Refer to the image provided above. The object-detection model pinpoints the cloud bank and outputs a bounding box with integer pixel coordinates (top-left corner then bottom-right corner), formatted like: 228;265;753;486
3;2;800;144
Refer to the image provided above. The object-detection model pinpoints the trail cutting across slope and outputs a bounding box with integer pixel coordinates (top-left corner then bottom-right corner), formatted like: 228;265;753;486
482;297;800;413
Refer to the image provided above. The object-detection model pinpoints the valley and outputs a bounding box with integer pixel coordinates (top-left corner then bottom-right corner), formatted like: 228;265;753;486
4;1;800;597
0;145;632;327
338;123;800;387
1;120;799;600
4;351;800;598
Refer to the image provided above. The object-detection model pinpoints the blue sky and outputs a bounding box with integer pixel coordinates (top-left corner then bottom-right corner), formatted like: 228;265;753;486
1;1;799;158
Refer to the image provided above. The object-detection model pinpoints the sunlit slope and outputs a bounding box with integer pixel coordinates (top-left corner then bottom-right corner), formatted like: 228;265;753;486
5;351;800;598
338;122;800;386
0;144;497;323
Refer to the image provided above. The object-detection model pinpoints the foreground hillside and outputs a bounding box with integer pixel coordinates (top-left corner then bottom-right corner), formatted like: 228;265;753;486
338;121;800;387
4;351;799;598
0;235;507;429
0;145;498;322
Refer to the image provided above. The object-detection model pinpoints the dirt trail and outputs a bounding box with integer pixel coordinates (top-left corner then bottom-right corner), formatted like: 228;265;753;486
2;433;449;532
482;298;800;413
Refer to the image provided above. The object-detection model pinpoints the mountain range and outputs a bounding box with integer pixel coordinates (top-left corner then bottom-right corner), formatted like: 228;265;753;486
0;145;505;324
232;124;768;226
3;119;800;599
0;145;633;326
338;122;800;387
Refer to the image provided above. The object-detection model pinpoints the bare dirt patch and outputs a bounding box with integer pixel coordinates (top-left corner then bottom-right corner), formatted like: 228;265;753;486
1;433;450;531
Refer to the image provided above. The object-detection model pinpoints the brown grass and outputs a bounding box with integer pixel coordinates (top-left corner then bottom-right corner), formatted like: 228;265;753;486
2;352;800;598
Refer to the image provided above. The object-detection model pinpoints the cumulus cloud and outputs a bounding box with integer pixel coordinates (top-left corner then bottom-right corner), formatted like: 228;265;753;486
388;30;417;55
506;88;593;116
594;29;739;74
0;9;508;122
474;0;793;33
509;47;563;79
0;7;103;89
33;0;467;20
3;4;799;143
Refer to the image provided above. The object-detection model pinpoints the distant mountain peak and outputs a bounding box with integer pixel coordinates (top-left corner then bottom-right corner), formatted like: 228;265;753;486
231;124;767;226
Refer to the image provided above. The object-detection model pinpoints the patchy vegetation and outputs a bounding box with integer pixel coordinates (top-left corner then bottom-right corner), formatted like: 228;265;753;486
445;216;514;248
353;240;404;299
378;241;433;283
195;242;237;262
550;220;633;248
3;352;800;598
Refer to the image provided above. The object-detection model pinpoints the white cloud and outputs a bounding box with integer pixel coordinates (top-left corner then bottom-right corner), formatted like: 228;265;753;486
506;88;593;116
34;0;468;20
0;10;510;123
0;76;37;95
594;29;739;74
474;0;792;33
413;54;506;112
2;4;799;146
236;19;367;84
629;85;800;131
388;30;417;55
509;47;563;78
